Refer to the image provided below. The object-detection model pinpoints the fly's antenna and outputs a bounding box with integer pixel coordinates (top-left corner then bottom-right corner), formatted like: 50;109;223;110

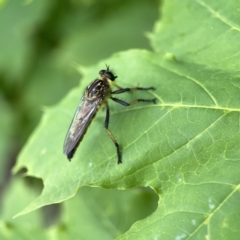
105;64;110;71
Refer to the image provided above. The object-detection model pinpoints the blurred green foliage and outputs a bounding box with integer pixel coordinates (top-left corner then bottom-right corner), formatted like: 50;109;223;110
0;0;158;238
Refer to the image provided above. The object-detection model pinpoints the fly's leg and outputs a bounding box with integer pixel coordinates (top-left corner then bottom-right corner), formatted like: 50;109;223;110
107;85;156;164
104;102;122;164
111;85;156;103
111;86;155;94
111;97;156;106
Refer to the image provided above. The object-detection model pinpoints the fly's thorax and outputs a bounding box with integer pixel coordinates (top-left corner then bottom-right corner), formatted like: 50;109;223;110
86;79;110;100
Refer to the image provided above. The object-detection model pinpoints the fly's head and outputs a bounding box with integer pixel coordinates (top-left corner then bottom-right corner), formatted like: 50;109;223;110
99;65;117;82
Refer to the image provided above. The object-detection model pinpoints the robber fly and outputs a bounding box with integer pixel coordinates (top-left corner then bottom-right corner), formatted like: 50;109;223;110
63;66;156;164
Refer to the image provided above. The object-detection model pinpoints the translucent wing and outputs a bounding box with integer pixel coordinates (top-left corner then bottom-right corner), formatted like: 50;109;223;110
63;94;102;159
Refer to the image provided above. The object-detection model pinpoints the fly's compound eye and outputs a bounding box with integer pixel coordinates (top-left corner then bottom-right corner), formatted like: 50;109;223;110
99;69;117;81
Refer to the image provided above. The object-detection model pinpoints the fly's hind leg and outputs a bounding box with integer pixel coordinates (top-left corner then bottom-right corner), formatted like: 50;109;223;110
104;102;122;164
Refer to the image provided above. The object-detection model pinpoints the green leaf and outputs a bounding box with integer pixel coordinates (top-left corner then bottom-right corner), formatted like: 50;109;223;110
14;0;240;239
55;187;157;239
0;0;52;80
58;0;158;65
0;99;13;185
0;0;8;9
150;0;240;71
13;50;160;210
0;177;47;240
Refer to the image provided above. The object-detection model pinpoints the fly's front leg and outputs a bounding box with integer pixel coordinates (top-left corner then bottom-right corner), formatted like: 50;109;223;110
111;97;156;106
111;82;156;105
111;86;156;94
104;102;122;164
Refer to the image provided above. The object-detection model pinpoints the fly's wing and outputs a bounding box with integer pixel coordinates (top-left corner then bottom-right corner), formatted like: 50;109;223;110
63;96;102;156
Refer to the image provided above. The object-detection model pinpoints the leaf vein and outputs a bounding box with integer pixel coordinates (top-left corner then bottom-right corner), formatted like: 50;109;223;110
196;0;240;32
